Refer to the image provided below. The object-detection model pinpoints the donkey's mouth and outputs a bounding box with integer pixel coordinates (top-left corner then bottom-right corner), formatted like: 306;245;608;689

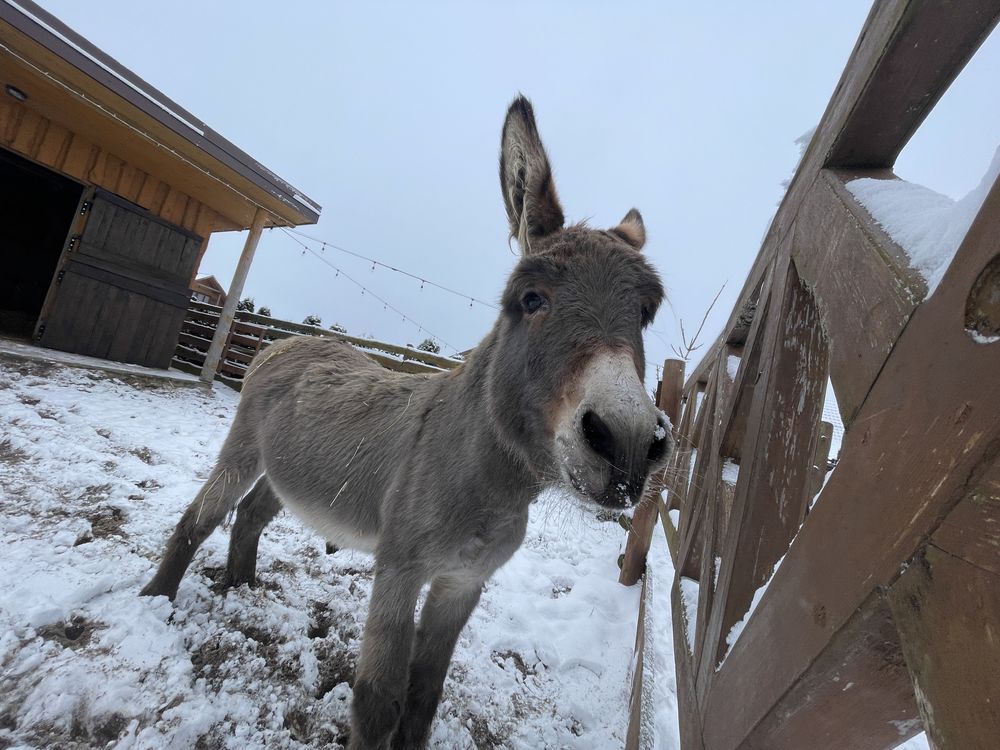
562;466;645;509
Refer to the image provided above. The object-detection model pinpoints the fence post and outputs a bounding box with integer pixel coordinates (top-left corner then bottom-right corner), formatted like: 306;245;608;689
200;207;268;383
619;358;685;585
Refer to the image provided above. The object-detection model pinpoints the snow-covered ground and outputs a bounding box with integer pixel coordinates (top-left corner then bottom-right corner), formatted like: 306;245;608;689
0;357;651;749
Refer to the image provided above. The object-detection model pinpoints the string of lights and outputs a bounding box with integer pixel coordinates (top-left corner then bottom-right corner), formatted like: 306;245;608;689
279;228;460;354
282;227;500;311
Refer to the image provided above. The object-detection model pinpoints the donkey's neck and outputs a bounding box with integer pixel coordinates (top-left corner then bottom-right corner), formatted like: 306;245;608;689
428;327;541;502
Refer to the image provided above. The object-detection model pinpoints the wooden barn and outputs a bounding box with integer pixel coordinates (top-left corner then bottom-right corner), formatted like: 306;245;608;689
0;0;320;369
191;276;227;307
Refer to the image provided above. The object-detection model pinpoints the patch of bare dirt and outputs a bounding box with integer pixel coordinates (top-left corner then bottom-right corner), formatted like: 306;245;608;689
86;504;128;540
36;615;99;650
313;642;356;698
129;446;155;465
0;439;29;465
491;649;533;678
282;704;349;747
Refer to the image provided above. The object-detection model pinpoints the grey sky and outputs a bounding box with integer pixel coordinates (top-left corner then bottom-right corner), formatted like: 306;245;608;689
38;1;1000;382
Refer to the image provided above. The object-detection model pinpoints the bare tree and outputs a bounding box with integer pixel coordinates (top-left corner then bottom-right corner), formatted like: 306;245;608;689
670;282;727;362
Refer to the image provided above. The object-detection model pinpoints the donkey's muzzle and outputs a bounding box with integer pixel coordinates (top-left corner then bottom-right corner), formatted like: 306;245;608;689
579;407;672;508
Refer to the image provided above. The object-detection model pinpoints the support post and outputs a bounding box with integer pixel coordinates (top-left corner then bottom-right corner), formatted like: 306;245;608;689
200;207;268;384
619;358;685;585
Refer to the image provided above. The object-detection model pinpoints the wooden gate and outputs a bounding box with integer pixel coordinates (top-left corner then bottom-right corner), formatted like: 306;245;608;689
622;2;1000;748
36;188;203;368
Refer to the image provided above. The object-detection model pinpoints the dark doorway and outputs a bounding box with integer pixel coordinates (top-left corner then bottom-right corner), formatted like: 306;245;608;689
0;148;82;338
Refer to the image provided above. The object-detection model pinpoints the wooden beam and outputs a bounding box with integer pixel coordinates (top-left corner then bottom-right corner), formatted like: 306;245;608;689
620;358;686;585
696;254;830;701
672;581;707;750
200;208;267;382
887;467;1000;750
825;0;1000;168
744;590;921;749
678;0;1000;399
699;163;1000;750
793;170;924;425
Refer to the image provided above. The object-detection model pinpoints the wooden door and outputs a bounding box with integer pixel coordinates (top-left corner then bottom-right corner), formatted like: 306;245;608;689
37;189;203;368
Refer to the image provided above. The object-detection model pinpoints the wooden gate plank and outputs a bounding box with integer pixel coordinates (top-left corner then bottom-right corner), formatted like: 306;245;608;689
793;171;923;425
744;590;920;750
700;164;1000;750
696;254;829;701
887;466;1000;750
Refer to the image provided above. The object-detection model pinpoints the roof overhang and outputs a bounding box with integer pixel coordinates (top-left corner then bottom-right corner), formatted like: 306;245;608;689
0;0;321;231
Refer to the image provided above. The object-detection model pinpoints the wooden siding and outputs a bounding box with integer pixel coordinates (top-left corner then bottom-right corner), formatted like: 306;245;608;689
39;190;203;368
0;96;219;282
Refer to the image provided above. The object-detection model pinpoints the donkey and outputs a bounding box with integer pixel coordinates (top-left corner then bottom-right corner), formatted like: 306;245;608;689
141;96;670;750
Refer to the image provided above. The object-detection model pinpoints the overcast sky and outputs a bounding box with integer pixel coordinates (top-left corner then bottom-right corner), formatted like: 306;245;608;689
38;1;1000;382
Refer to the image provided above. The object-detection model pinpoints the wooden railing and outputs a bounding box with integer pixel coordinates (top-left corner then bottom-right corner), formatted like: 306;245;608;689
624;2;1000;748
172;301;460;389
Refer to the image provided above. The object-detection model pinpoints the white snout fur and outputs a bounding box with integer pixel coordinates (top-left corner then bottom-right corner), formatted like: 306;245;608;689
554;349;661;499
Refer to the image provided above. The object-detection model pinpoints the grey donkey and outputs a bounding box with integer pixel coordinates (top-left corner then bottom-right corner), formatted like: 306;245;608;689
141;96;671;749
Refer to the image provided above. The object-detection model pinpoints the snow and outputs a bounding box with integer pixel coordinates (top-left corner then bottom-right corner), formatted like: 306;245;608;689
725;354;740;381
822;378;845;461
0;358;643;749
720;459;739;486
0;337;201;384
969;329;1000;344
686;448;698;492
895;733;931;749
846;144;1000;297
677;578;700;655
719;554;786;669
639;523;680;750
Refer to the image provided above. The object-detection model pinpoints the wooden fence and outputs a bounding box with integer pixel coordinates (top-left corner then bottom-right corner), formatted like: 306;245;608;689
172;301;459;388
623;2;1000;748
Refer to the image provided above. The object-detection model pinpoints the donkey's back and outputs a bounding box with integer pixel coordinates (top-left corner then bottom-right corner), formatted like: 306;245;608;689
141;335;433;597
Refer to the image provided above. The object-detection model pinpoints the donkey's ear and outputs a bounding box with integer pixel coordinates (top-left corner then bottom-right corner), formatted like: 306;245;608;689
499;96;565;253
610;208;646;250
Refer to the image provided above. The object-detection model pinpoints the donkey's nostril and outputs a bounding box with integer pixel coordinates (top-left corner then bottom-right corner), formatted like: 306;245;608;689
648;416;670;463
581;410;617;463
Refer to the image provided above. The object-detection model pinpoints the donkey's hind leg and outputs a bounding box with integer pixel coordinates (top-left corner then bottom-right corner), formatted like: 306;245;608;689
224;477;281;589
140;446;261;600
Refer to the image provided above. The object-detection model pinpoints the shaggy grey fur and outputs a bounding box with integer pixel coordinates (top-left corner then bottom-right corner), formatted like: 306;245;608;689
141;96;670;750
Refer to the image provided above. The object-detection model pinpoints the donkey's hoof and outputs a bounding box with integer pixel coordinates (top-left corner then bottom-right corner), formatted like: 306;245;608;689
352;679;403;749
222;574;257;590
222;562;258;590
138;580;176;600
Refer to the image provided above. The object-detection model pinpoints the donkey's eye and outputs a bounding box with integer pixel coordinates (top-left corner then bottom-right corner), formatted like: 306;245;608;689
522;291;548;315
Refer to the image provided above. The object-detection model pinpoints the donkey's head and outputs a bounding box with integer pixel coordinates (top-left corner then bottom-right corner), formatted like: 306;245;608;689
486;96;670;509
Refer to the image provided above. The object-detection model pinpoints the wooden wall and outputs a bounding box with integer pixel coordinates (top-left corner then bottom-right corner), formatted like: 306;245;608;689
0;97;222;283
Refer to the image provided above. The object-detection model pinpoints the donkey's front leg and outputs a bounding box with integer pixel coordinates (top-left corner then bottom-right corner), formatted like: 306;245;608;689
391;577;483;750
349;564;424;750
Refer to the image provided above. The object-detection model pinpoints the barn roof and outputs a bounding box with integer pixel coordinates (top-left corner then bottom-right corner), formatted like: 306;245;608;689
0;0;321;231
